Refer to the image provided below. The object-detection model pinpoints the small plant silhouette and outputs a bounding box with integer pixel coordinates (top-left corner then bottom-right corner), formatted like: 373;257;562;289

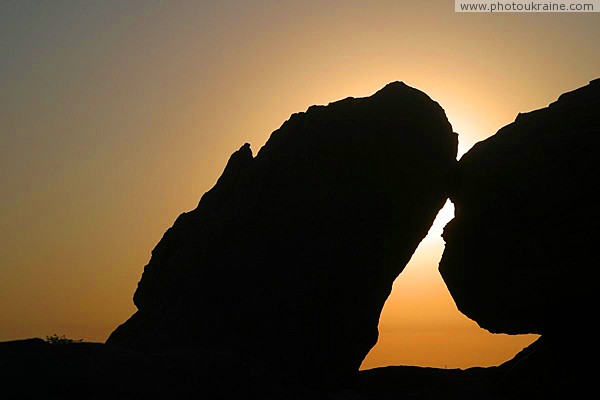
45;334;83;344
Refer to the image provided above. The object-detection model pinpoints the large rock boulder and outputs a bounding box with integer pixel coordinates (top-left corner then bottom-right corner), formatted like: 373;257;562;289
440;78;600;335
107;82;457;384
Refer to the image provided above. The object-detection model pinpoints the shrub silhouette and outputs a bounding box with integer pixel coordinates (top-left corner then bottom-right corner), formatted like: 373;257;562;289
45;334;83;344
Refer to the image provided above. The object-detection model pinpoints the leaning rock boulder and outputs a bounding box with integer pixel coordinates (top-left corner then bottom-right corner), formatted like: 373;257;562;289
108;82;458;384
440;79;600;335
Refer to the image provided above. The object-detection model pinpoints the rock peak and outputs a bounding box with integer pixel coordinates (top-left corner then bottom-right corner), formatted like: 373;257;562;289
375;81;410;94
383;80;408;88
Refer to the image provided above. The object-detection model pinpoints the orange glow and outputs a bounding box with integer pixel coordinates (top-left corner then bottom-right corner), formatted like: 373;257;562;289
361;201;538;369
0;2;594;369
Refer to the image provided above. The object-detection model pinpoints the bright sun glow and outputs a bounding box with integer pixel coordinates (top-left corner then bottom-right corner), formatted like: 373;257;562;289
1;2;587;372
429;200;455;237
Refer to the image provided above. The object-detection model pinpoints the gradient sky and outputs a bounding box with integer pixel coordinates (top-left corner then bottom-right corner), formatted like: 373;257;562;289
1;1;598;370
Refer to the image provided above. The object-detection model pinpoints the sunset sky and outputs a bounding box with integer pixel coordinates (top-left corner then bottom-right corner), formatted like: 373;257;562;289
1;1;598;370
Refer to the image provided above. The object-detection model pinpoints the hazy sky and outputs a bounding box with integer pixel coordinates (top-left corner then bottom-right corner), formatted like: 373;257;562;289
1;1;598;369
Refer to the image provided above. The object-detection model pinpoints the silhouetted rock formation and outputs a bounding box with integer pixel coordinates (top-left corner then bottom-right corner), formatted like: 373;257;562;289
2;336;591;399
440;78;600;334
496;335;593;399
107;82;458;385
5;80;598;399
0;338;318;399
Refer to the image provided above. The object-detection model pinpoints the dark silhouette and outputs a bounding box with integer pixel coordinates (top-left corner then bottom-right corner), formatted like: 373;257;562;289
45;334;83;344
495;334;593;399
440;78;600;335
2;79;597;399
0;338;320;399
106;81;458;386
0;335;593;399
